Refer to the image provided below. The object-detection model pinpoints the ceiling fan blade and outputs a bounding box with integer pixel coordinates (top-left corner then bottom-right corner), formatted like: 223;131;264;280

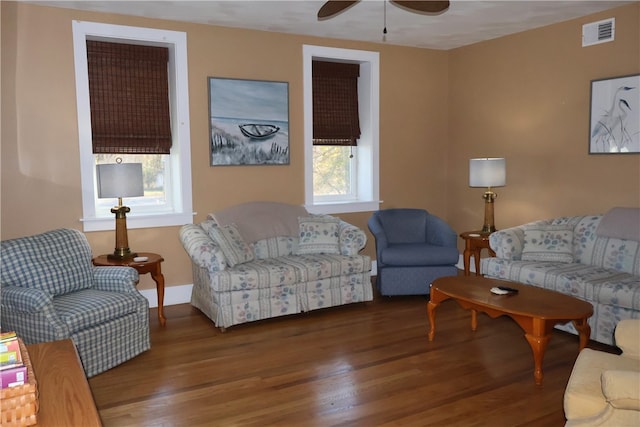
391;1;450;14
317;1;360;20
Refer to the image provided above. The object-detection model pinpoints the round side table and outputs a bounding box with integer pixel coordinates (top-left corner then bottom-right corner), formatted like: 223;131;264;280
92;252;166;326
459;231;496;276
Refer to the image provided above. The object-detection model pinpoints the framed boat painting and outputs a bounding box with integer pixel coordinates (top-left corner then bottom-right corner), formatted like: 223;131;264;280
208;77;290;166
589;73;640;154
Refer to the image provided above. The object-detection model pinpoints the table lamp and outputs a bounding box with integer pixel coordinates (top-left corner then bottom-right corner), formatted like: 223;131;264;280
469;157;506;233
96;159;144;259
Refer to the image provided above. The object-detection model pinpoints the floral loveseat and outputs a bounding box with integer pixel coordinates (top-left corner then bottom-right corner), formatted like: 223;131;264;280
481;208;640;345
179;202;373;330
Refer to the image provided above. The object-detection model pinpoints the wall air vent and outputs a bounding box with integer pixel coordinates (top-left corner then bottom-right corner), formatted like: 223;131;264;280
582;18;615;47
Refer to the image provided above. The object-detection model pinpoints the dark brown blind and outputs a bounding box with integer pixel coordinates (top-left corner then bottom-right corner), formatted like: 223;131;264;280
87;40;172;154
312;61;360;146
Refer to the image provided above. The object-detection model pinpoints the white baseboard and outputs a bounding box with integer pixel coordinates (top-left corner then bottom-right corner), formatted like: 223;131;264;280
139;284;193;308
456;254;476;273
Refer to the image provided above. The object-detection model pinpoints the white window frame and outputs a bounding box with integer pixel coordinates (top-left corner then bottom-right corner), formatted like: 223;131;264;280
303;45;380;215
72;21;193;231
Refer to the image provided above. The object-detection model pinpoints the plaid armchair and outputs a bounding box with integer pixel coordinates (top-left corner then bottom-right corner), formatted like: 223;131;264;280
1;228;150;377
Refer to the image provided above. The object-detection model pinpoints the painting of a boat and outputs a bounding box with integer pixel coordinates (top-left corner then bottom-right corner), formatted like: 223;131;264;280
209;77;289;165
239;123;280;140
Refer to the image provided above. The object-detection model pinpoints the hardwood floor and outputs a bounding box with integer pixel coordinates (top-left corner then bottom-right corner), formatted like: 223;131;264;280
89;288;617;426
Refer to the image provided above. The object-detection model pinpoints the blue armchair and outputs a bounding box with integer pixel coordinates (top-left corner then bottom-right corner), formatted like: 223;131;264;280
1;228;150;377
368;209;459;295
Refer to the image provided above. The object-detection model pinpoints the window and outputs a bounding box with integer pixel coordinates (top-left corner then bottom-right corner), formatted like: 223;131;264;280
72;21;193;232
303;45;380;214
312;61;360;202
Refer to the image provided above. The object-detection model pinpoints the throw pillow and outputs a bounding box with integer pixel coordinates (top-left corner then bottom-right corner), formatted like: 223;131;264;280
296;216;341;255
208;224;254;267
521;224;574;263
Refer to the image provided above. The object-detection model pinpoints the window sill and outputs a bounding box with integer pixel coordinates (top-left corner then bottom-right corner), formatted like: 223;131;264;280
305;200;382;215
81;212;195;232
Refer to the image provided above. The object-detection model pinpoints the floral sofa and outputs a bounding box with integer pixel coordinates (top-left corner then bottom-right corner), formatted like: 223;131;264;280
481;208;640;345
179;202;373;330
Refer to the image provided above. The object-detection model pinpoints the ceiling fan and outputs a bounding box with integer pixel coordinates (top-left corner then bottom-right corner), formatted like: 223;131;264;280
317;1;450;20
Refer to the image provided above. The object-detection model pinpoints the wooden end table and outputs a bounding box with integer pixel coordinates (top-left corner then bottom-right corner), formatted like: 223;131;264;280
93;252;166;326
459;231;495;276
427;276;593;385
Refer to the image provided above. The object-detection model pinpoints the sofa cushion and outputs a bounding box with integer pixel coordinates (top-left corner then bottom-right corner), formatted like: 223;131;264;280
564;348;640;419
573;215;640;276
380;243;459;266
209;224;255;267
209;254;371;292
253;236;298;260
481;258;640;311
601;370;640;410
521;224;574;263
53;289;140;334
296;216;341;255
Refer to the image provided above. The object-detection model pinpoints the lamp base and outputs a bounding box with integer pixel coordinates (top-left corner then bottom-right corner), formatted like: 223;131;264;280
480;225;496;234
108;250;138;260
481;189;498;234
110;205;136;261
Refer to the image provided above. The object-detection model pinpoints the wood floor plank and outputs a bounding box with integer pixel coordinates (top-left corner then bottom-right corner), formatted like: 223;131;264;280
89;288;617;426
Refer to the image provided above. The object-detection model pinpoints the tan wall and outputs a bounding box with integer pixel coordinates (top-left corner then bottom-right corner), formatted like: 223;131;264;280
1;2;449;290
2;3;639;291
448;3;640;251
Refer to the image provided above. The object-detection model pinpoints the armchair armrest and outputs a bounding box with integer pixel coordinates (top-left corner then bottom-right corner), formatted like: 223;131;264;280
338;220;367;256
425;215;457;248
489;220;551;260
93;266;139;293
601;370;640;410
0;285;52;313
179;224;227;272
367;214;388;247
489;227;525;260
615;319;640;360
0;285;69;344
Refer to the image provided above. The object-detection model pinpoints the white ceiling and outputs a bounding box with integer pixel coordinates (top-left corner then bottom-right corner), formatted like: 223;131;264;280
25;0;635;50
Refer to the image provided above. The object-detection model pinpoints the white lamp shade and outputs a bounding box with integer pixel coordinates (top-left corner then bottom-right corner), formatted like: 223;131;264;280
96;163;144;199
469;158;506;188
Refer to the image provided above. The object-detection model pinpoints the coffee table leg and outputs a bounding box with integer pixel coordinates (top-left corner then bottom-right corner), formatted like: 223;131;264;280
524;332;550;386
427;301;438;341
573;318;591;350
471;309;478;331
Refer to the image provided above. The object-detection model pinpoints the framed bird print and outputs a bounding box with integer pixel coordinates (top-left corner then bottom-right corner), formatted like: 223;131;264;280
589;74;639;154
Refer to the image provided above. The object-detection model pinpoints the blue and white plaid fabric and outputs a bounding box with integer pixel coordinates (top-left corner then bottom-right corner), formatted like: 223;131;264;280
1;228;94;295
0;228;150;377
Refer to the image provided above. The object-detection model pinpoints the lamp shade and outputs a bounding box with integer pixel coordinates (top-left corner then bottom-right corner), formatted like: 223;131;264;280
96;163;144;199
469;158;506;188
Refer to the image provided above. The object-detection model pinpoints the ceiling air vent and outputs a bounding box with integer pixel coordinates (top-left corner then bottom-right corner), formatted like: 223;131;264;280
582;18;615;47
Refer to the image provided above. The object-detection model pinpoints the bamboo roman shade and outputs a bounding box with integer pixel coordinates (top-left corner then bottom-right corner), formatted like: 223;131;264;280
312;61;361;146
87;40;172;154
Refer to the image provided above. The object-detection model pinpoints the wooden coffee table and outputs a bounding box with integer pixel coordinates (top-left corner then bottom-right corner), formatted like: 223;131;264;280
427;276;593;385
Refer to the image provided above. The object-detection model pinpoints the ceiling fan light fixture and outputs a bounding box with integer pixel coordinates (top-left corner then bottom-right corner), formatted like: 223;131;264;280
317;0;359;20
318;0;449;20
391;1;450;14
